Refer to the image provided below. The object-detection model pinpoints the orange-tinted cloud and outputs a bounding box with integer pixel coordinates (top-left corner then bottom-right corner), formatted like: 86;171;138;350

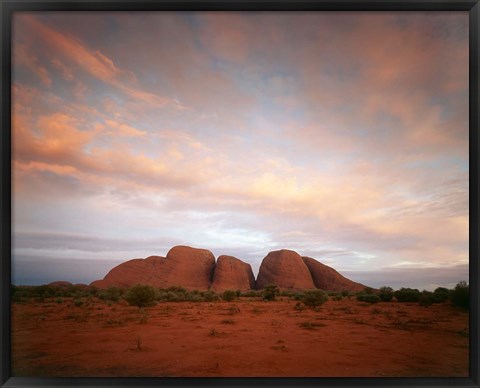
15;14;183;109
11;12;469;287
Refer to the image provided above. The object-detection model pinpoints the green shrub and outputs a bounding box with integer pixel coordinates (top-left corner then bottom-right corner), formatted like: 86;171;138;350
394;288;421;303
433;287;450;303
293;292;305;301
356;294;381;304
55;297;63;304
379;286;394;302
165;291;185;302
263;285;280;301
363;287;374;295
187;293;204;302
166;286;187;294
202;290;219;302
241;290;262;298
123;284;157;308
222;290;237;302
301;289;328;308
451;281;469;310
87;286;99;297
98;287;123;302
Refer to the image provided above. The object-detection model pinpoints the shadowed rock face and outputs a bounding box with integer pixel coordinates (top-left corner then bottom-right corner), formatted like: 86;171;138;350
256;249;316;290
302;256;366;292
211;255;256;292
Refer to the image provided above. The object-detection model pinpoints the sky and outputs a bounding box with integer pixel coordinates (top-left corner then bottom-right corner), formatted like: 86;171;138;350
12;11;469;290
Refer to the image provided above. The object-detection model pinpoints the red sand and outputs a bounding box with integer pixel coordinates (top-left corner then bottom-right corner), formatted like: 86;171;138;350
12;297;468;377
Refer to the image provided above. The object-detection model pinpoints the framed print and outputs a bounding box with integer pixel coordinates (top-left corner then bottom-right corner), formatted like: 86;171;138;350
1;1;479;387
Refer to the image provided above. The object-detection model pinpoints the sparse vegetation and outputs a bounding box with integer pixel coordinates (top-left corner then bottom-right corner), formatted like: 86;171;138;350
378;286;394;302
363;287;374;295
451;281;469;310
98;287;123;302
293;292;304;301
301;290;328;308
418;291;435;307
222;290;237;302
240;290;263;298
433;287;450;303
202;290;219;302
356;294;380;304
123;284;157;308
11;280;470;377
263;285;280;301
394;288;421;303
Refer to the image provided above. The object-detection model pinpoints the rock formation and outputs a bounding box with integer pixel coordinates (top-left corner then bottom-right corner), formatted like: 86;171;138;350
87;246;370;293
302;256;366;292
211;255;256;292
47;281;73;287
90;256;166;289
160;245;215;290
90;246;215;290
256;249;316;290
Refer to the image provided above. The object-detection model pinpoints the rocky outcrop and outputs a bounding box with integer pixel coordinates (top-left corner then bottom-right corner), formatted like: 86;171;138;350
87;246;371;292
160;246;215;290
211;255;256;292
90;256;166;289
256;249;316;290
47;281;73;287
302;256;366;292
90;246;215;290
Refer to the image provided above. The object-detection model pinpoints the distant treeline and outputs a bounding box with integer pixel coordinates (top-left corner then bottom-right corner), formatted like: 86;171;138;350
10;281;469;310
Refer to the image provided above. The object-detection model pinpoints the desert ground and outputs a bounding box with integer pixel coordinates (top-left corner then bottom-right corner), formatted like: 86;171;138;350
11;297;468;377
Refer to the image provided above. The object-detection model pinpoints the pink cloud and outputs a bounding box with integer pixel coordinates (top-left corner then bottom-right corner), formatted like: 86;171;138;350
15;14;182;109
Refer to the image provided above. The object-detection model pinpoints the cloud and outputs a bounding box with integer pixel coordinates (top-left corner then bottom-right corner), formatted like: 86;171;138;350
343;264;469;291
15;14;183;109
13;43;52;86
104;119;146;138
11;12;469;289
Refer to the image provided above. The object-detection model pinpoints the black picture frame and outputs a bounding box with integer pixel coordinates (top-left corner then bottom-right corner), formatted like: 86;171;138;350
1;1;478;387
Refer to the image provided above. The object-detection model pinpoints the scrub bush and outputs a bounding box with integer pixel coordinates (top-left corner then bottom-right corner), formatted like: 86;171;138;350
378;286;394;302
451;281;469;310
123;284;157;308
301;289;328;308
